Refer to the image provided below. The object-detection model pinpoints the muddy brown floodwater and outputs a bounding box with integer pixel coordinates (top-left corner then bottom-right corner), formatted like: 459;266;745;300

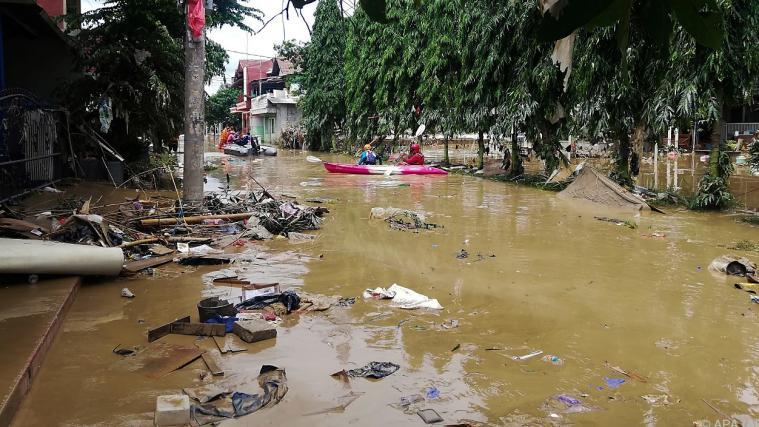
10;150;759;426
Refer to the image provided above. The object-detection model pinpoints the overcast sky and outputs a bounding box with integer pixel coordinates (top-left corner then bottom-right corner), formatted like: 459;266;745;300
81;0;317;94
206;1;316;93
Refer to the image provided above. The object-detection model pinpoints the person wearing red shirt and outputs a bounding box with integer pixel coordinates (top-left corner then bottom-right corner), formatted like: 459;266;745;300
401;143;425;165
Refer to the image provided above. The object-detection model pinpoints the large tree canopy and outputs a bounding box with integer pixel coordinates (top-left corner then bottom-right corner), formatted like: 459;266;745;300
299;0;346;151
66;0;260;159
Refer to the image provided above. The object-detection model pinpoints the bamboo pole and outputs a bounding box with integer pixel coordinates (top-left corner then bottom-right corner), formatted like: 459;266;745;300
119;237;160;248
140;212;254;227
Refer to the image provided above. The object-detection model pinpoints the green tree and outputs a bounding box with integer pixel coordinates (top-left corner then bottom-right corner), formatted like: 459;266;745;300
300;0;346;151
274;39;307;89
418;0;465;165
206;85;242;128
65;0;260;159
466;0;567;174
344;8;382;144
344;0;428;154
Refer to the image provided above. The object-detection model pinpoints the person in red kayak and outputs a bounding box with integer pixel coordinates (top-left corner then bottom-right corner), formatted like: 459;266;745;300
399;143;424;165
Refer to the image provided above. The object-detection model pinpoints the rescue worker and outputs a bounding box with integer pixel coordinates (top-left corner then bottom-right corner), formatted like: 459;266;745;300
358;144;378;165
400;143;425;165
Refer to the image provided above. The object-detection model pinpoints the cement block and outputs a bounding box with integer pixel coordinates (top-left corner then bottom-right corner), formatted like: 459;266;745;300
155;394;190;426
233;318;277;343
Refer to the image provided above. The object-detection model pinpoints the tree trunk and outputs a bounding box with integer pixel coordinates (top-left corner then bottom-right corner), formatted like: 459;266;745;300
616;132;632;184
631;120;646;179
477;130;485;170
443;135;450;165
539;121;559;174
709;145;720;178
510;127;523;177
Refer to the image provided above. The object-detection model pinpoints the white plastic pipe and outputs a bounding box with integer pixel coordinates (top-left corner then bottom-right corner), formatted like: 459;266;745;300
0;238;124;276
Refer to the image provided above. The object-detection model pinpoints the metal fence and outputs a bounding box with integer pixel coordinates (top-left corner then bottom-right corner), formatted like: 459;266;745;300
725;122;759;139
0;93;66;202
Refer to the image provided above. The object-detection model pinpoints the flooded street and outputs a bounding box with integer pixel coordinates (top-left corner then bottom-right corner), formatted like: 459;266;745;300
11;150;759;426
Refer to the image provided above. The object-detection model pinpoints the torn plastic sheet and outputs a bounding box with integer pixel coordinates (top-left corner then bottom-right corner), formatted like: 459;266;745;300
188;365;287;424
232;365;288;416
362;284;442;310
345;361;400;379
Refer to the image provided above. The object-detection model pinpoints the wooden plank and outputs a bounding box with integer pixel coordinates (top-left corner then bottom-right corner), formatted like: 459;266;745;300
212;336;227;354
127;342;204;378
148;244;175;256
170;322;226;337
123;253;176;273
0;277;79;427
212;335;246;353
201;352;224;376
147;316;190;343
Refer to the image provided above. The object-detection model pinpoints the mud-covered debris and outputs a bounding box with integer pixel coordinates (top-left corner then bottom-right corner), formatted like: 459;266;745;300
442;319;459;329
345;361;400;379
709;255;757;276
387;210;439;231
456;249;469;259
417;409;444;424
236;290;301;314
370;207;439;231
594;216;637;229
188;365;288;424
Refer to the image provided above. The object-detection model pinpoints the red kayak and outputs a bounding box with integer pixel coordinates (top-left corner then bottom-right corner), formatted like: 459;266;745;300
323;162;448;175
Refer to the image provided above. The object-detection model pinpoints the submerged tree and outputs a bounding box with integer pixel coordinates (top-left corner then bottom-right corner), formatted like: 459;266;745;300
300;0;346;151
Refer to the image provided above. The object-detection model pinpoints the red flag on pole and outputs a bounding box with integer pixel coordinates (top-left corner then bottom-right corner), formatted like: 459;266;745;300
187;0;205;39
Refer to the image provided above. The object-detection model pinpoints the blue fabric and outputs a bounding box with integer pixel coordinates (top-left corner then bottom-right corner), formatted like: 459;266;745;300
358;151;377;165
204;315;238;333
604;377;625;389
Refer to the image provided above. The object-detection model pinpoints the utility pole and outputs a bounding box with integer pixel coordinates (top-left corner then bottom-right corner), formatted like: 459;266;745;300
183;1;206;203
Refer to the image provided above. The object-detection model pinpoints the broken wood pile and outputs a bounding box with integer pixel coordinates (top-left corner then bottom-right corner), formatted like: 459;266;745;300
0;186;329;276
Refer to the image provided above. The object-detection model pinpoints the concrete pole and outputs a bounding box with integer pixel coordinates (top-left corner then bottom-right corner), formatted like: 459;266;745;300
653;142;658;190
666;127;672;189
182;16;206;203
674;127;679;189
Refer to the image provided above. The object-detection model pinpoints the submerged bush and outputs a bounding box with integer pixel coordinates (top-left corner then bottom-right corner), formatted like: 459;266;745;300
691;144;735;210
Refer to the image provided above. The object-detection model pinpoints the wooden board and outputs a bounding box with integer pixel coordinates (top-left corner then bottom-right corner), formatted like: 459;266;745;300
170;322;226;337
147;316;190;342
212;335;246;354
123;253;176;273
126;342;204;378
201;352;224;376
148;244;175;255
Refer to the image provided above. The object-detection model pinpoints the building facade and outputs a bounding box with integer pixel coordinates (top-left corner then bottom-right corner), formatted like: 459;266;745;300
229;57;302;144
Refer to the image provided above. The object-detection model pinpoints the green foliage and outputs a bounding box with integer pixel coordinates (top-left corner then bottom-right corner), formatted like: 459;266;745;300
206;85;242;128
692;143;734;210
274;39;307;89
645;0;759;135
749;137;759;171
728;240;759;252
539;0;723;52
344;0;423;145
300;0;346;151
357;0;725;53
274;39;307;71
65;0;260;160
